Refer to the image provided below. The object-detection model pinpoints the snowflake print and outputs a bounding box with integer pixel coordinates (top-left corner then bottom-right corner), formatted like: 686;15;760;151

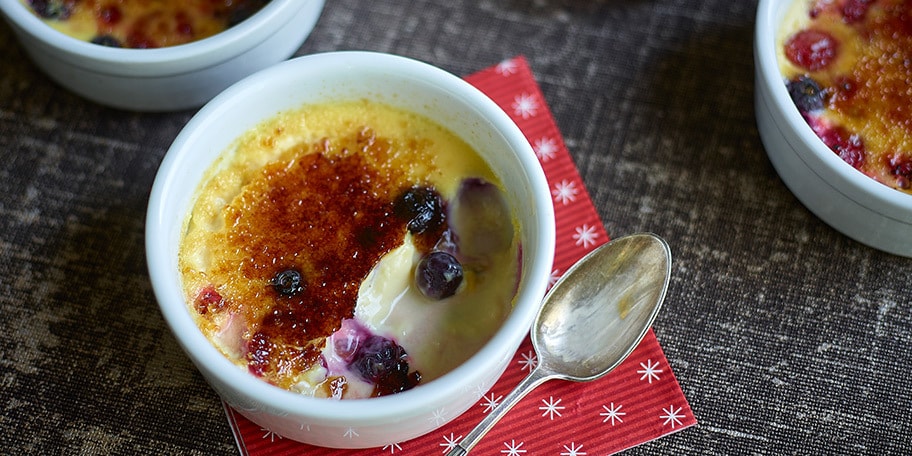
260;428;282;442
548;269;561;288
518;350;537;371
343;427;359;439
533;137;558;162
496;59;518;75
512;93;539;119
638;359;663;384
440;433;463;453
599;402;626;425
660;405;685;428
481;392;503;413
502;439;527;455
539;396;565;420
472;383;488;398
572;224;599;248
552;179;579;205
429;408;448;426
382;443;403;453
561;442;587;456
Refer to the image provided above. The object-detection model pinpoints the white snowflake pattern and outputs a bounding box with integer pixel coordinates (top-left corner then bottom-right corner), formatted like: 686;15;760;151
552;179;579;205
599;402;626;425
382;443;403;453
548;269;561;288
533;137;558;162
572;224;599;248
539;396;565;420
518;350;537;371
472;383;488;398
260;428;282;442
660;404;685;428
343;427;359;439
501;439;527;455
512;93;539;119
561;442;587;456
429;408;448;426
481;392;503;413
638;359;663;384
440;433;463;453
299;423;311;432
495;59;518;75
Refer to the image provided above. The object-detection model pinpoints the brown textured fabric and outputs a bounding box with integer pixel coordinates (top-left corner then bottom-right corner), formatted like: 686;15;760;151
1;1;910;454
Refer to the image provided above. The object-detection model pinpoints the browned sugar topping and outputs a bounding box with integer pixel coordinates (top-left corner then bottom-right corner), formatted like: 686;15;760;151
218;129;415;386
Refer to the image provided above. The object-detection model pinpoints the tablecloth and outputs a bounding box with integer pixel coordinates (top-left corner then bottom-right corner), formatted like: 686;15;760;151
2;1;911;454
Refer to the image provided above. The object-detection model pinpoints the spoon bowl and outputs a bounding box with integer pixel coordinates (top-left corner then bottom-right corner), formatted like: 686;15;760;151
535;232;671;381
447;233;671;455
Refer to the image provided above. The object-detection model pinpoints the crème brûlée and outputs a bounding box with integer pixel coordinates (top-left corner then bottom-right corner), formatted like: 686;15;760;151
777;0;912;194
21;0;269;48
179;100;521;399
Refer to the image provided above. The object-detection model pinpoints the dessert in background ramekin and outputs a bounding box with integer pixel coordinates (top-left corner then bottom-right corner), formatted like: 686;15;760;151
754;0;912;257
777;0;912;194
19;0;270;48
0;0;324;111
146;51;556;448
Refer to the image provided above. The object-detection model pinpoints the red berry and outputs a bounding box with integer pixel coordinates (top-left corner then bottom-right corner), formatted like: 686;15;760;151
815;125;866;169
176;11;193;36
194;286;224;314
842;0;874;24
785;29;840;71
99;5;122;25
887;154;912;189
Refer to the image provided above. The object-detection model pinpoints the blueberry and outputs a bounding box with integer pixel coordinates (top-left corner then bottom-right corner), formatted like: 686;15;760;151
786;76;826;113
90;35;122;48
28;0;71;19
351;336;420;395
394;186;445;234
415;251;463;300
271;268;304;297
449;178;514;259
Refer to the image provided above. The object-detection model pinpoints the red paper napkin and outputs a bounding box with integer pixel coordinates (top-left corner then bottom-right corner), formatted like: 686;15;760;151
225;56;696;455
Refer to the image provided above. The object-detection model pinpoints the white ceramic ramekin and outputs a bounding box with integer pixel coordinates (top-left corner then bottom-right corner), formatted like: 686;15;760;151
754;0;912;257
0;0;324;111
146;51;556;448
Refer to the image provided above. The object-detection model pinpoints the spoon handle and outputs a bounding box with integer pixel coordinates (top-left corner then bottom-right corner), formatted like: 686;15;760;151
446;367;551;456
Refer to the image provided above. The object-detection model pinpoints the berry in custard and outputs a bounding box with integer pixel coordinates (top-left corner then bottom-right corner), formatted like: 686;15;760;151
778;0;912;194
415;251;464;300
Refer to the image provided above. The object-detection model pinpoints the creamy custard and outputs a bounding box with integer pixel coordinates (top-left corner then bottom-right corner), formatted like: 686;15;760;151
179;100;520;398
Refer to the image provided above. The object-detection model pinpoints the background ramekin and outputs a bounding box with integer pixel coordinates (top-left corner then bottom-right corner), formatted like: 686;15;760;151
754;0;912;257
145;51;556;448
0;0;325;111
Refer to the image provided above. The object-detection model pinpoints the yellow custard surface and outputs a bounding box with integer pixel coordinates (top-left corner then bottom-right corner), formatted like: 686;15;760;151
178;100;520;397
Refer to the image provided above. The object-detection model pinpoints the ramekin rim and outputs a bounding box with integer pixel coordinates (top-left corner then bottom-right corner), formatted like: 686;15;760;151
146;51;556;421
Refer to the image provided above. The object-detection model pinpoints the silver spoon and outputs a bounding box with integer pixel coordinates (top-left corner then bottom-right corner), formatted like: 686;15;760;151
446;232;672;456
